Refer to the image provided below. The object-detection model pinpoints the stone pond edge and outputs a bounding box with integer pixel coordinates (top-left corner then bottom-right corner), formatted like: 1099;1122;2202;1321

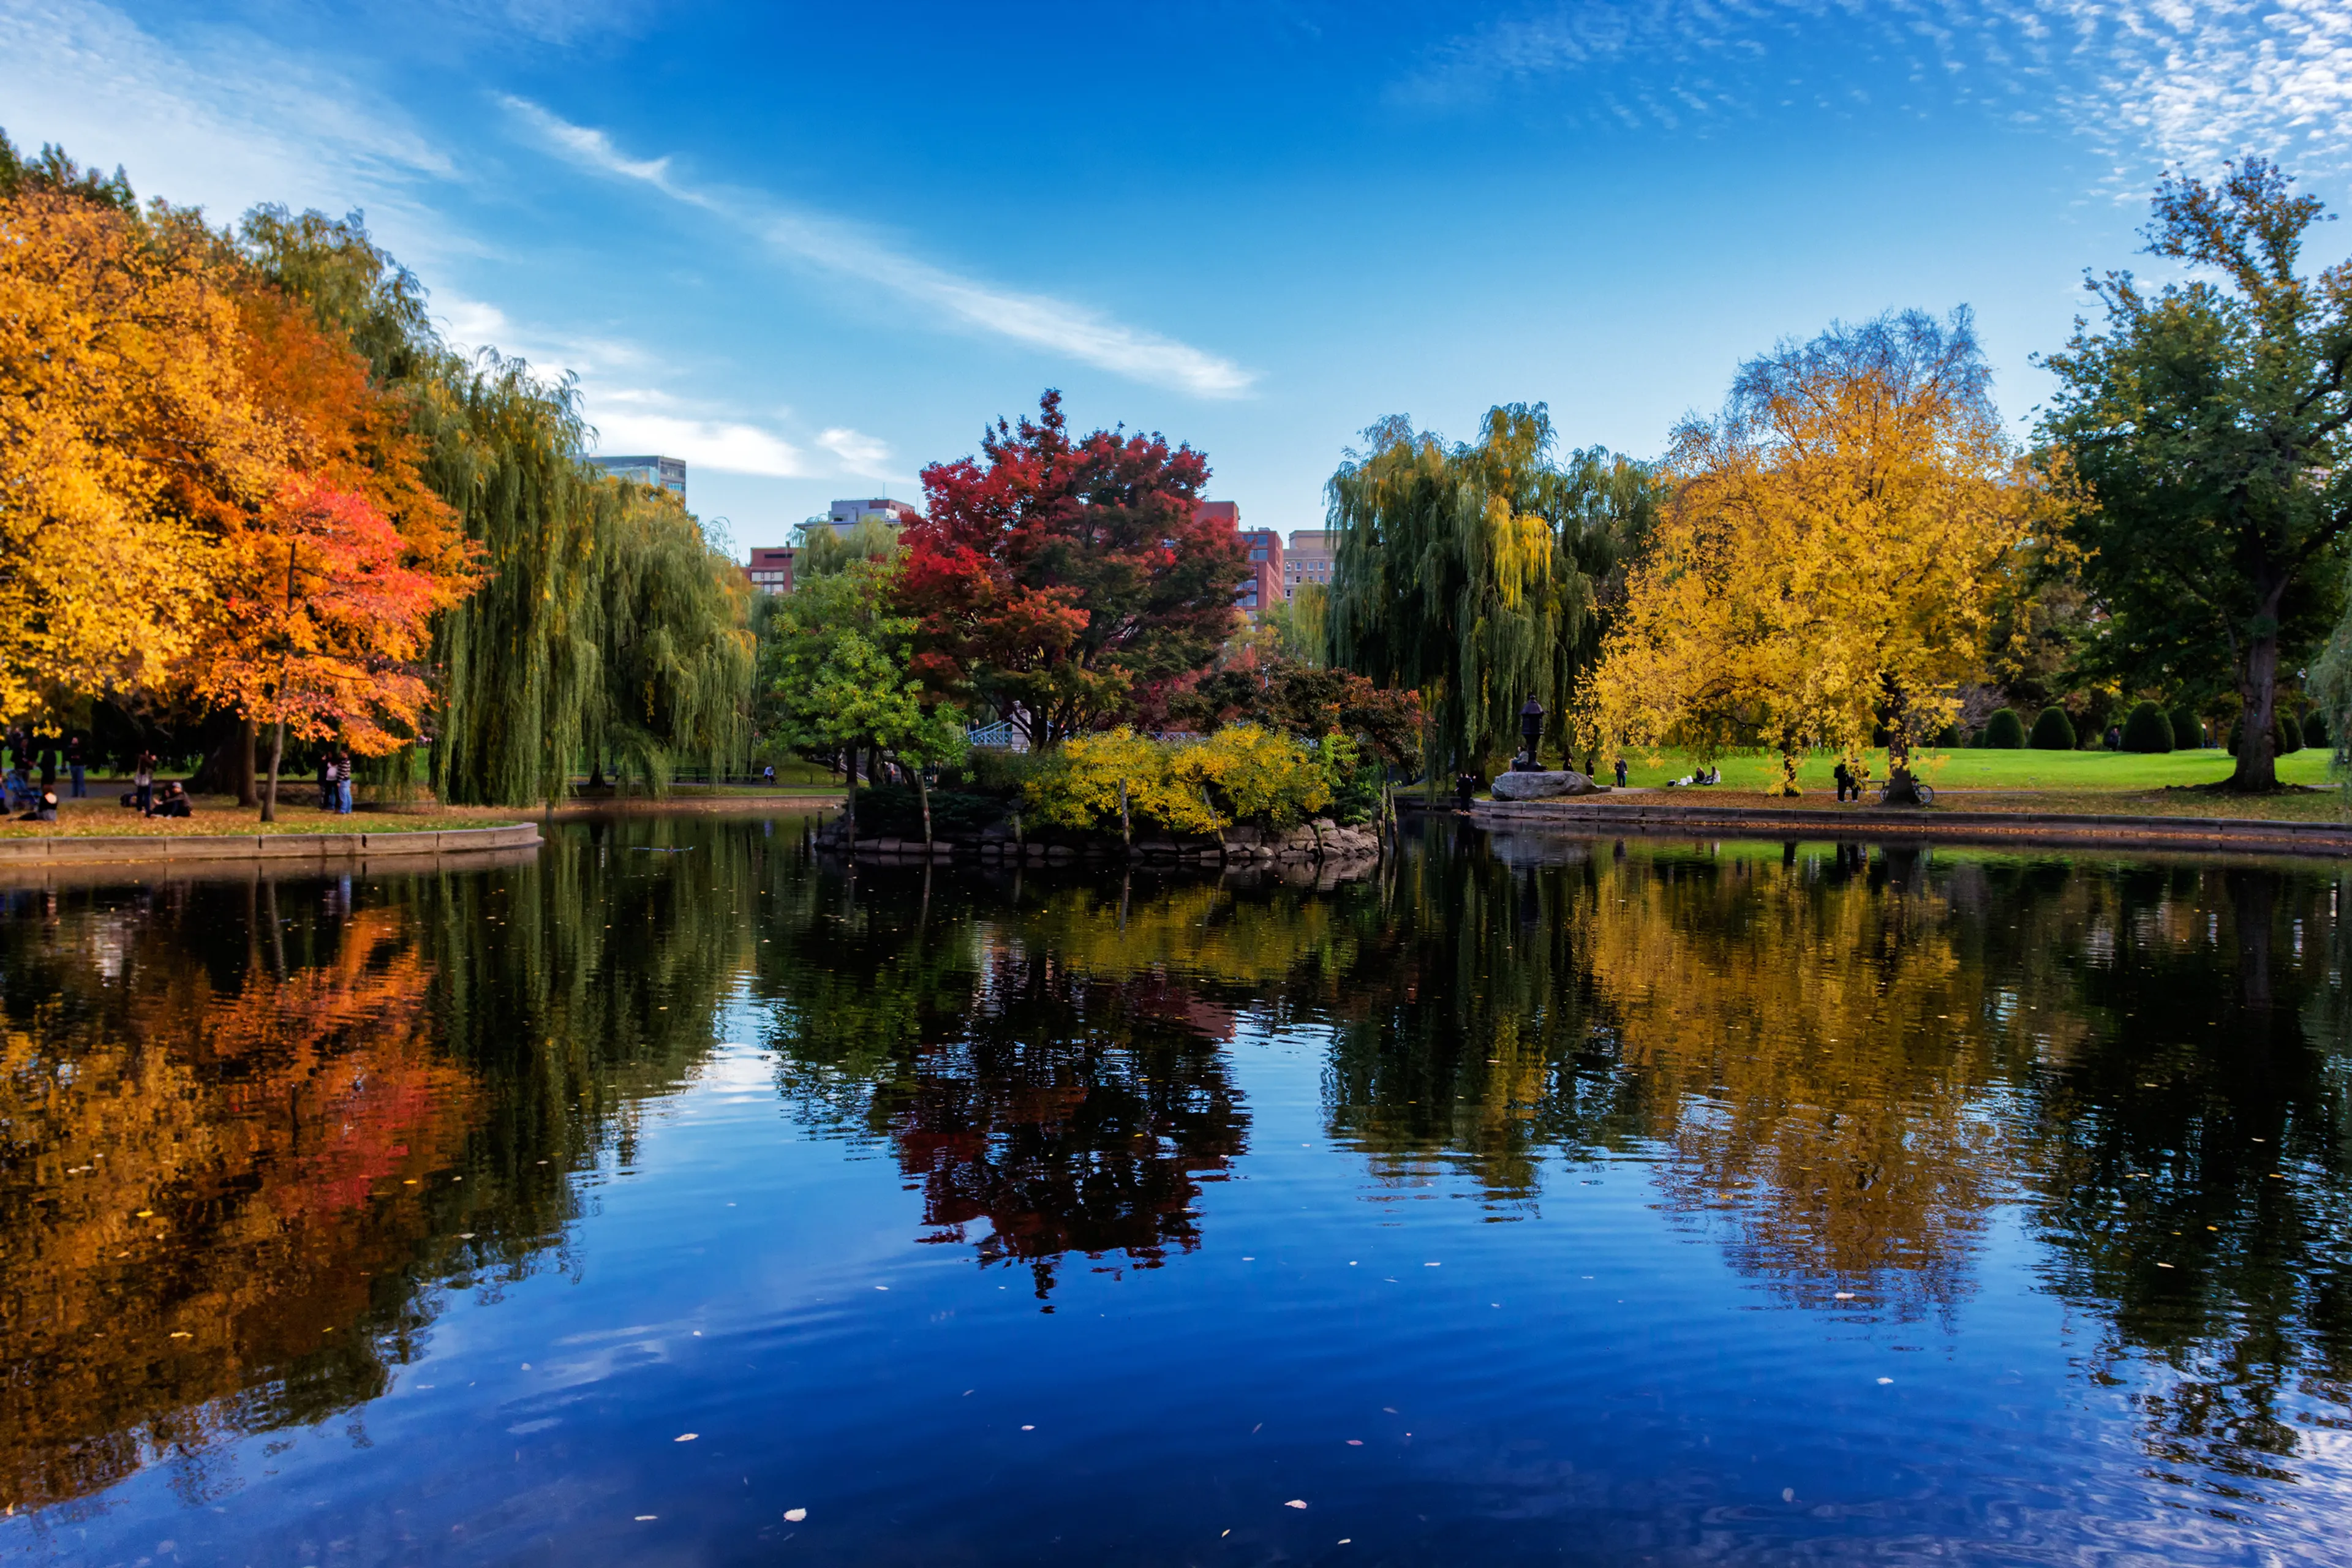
0;820;543;866
1468;798;2352;855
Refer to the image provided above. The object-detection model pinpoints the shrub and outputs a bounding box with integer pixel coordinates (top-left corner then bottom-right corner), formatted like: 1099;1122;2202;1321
850;782;1006;839
2277;714;2303;755
2028;706;2076;750
1024;724;1334;836
1983;707;2026;748
2119;701;2173;753
2305;710;2331;748
2169;706;2204;750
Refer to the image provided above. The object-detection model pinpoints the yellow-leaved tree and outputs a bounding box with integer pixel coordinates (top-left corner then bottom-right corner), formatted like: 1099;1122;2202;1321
0;184;279;719
1581;309;2030;793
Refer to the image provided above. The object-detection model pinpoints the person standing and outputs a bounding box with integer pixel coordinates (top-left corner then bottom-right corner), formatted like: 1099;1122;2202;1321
1833;760;1852;802
318;749;336;811
64;732;85;797
132;750;155;815
37;737;56;792
334;748;354;815
1613;758;1628;788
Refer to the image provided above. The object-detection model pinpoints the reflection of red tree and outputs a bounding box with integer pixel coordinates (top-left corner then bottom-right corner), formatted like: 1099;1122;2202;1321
0;907;475;1511
877;963;1248;1295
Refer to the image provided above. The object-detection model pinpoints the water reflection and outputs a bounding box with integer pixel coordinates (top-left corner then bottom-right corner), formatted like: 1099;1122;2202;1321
4;816;2351;1542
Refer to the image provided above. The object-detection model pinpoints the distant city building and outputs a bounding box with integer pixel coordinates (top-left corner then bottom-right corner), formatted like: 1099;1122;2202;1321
1283;530;1333;598
591;454;687;499
811;497;921;537
1237;521;1284;623
744;546;796;597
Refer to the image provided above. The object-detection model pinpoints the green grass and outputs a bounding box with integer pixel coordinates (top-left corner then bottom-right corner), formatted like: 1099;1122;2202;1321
1586;745;2340;793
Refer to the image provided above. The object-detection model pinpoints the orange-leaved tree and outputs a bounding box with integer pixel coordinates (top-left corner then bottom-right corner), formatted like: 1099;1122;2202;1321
189;476;450;819
0;181;277;722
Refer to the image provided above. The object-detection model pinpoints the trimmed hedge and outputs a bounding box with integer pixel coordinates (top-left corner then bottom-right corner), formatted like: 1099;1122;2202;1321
2169;706;2204;750
2119;700;2173;753
2278;714;2303;755
2305;710;2331;749
1983;707;2026;748
2028;706;2076;750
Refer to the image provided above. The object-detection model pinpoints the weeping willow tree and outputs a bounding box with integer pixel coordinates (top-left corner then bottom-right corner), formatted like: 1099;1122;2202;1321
1326;404;1656;779
237;206;752;805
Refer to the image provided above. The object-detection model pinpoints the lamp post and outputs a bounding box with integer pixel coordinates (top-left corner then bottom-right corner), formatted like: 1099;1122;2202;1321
1517;697;1545;772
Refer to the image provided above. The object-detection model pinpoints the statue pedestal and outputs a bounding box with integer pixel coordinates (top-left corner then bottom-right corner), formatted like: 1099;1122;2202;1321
1489;770;1598;802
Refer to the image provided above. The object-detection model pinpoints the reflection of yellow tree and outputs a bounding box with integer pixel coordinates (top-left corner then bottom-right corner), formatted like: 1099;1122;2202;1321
0;907;473;1511
1580;846;2017;1318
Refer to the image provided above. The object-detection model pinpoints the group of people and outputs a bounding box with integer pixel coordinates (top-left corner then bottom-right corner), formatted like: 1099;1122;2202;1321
4;728;89;807
123;751;192;817
1831;760;1874;802
317;748;355;814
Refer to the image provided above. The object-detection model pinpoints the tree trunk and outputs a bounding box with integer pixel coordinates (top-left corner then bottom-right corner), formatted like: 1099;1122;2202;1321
916;763;932;849
842;744;858;846
262;718;285;822
1118;777;1130;848
2230;603;2283;791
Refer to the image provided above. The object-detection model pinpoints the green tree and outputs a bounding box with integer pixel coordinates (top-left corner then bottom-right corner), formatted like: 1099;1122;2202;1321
1327;405;1654;780
2041;160;2352;791
766;558;966;845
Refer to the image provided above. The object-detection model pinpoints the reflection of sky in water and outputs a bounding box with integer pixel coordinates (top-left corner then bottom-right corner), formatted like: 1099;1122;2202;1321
2;821;2349;1565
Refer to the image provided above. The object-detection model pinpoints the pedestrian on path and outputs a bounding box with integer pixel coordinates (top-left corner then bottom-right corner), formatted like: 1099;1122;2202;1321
65;733;85;797
133;751;155;815
334;748;354;814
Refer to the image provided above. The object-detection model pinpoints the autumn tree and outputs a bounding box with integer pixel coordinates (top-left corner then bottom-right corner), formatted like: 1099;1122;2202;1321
900;390;1247;747
1582;309;2030;794
186;478;451;819
1327;407;1655;778
0;174;266;722
2043;160;2352;791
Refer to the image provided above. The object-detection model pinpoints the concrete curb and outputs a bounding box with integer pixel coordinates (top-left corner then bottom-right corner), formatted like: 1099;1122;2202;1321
0;820;542;867
1468;799;2352;856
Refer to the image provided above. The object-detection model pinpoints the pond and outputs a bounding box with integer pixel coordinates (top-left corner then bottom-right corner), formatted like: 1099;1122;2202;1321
3;816;2349;1566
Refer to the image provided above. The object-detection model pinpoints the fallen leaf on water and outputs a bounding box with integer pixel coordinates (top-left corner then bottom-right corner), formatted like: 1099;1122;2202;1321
1782;1488;1795;1502
1382;1408;1396;1414
168;1332;190;1339
1020;1424;1035;1431
1285;1499;1308;1510
1834;1292;1856;1300
1423;1262;1440;1268
783;1508;807;1522
675;1433;698;1442
135;1210;153;1218
635;1515;657;1521
1346;1439;1362;1446
1877;1378;1894;1385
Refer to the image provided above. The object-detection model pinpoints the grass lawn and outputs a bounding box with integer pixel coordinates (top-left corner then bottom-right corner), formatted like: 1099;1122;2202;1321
0;794;526;839
1515;786;2348;824
1588;745;2341;794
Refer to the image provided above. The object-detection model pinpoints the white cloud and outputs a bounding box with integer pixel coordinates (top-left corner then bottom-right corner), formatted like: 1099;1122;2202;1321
816;427;895;474
0;0;453;257
501;96;1258;399
590;410;807;478
1397;1;2352;179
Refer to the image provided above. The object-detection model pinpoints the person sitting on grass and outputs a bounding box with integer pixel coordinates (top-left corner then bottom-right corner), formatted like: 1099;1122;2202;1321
17;789;58;822
151;782;193;818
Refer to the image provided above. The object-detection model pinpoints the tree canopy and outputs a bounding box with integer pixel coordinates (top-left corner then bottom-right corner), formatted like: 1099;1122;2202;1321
1326;405;1654;776
900;390;1248;747
2041;159;2352;791
1581;309;2029;791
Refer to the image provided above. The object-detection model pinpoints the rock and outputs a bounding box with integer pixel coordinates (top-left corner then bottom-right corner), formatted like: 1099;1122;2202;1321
1489;769;1597;802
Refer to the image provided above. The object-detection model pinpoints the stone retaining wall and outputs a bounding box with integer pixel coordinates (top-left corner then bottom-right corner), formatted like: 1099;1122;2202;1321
1468;798;2352;856
0;821;542;867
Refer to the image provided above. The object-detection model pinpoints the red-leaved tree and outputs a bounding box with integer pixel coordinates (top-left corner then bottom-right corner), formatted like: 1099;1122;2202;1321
900;391;1248;747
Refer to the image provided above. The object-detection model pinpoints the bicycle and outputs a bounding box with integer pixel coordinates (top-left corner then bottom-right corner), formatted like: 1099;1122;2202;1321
1874;776;1934;807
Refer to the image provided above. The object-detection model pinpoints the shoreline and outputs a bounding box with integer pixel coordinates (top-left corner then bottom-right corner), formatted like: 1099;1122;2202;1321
1467;797;2352;856
0;820;543;870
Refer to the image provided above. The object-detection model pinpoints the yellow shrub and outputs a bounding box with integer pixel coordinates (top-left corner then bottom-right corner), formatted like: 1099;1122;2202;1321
1022;723;1330;836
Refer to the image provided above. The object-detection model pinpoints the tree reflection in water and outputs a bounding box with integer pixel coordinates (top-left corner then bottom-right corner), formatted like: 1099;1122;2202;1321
1319;825;2352;1504
0;818;761;1515
757;867;1276;1299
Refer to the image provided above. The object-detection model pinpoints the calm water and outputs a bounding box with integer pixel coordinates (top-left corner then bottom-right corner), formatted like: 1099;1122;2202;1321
4;817;2350;1566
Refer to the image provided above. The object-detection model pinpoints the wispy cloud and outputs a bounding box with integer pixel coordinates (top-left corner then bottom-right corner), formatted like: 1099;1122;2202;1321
0;0;453;255
1396;1;2352;179
501;97;1257;399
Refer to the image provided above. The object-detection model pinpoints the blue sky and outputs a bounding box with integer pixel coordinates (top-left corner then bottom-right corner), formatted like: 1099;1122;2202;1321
5;1;2349;554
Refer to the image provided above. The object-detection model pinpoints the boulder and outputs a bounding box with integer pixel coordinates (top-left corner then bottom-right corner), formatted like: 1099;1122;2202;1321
1489;769;1597;802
